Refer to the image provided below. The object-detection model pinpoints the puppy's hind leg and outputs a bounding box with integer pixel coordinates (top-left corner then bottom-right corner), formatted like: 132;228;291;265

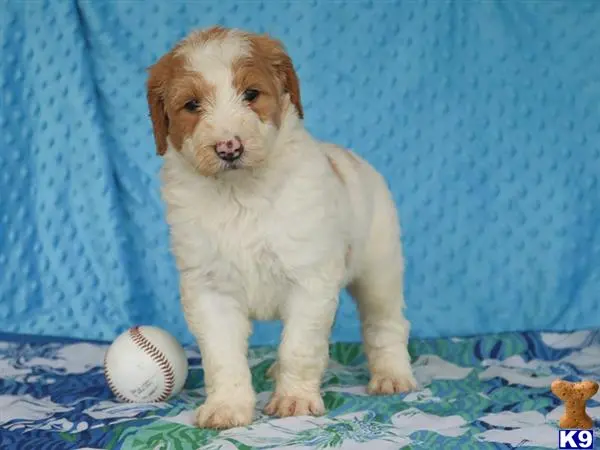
348;193;416;394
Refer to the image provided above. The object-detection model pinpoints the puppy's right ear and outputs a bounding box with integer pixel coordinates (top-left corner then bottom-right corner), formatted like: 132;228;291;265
146;54;172;156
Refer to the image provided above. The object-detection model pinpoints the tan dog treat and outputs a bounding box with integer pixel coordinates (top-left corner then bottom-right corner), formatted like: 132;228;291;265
551;379;598;429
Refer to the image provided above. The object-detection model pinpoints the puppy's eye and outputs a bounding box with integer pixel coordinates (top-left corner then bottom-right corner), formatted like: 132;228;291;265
243;89;260;102
184;100;200;112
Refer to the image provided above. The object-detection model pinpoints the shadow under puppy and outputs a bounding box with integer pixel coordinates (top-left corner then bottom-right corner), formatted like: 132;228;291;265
146;26;416;429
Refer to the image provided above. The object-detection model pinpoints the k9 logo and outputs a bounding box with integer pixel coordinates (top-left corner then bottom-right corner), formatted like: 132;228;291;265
559;429;595;449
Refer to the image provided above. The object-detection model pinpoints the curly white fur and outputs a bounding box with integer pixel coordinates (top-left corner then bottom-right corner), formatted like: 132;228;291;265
149;27;416;429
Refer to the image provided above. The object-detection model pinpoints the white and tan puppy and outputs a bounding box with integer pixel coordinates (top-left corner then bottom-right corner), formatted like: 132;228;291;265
146;26;416;429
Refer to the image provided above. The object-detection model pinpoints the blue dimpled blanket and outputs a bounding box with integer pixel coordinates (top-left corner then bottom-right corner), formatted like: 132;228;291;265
1;1;599;345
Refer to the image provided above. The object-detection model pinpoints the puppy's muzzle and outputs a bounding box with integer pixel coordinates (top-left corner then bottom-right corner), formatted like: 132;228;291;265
215;137;244;162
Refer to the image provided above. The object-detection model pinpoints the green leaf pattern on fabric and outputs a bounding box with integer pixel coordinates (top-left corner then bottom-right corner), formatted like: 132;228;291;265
1;330;599;449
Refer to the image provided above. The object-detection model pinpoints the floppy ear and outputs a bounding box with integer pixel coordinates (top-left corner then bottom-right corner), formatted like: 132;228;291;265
251;34;304;120
146;55;172;156
278;52;303;120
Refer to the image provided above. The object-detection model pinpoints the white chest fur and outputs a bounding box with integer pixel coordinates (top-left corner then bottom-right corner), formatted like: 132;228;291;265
159;148;349;320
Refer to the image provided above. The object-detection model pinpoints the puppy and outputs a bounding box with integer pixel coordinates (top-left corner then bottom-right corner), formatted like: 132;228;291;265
146;26;416;429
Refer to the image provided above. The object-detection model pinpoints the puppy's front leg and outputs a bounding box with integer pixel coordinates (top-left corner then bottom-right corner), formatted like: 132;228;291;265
182;287;255;429
265;281;338;418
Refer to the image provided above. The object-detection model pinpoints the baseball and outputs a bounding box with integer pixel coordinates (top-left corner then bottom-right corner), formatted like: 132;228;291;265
103;325;189;403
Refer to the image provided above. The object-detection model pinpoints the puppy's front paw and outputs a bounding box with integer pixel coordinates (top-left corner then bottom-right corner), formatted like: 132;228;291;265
195;393;255;429
264;391;325;417
367;371;417;395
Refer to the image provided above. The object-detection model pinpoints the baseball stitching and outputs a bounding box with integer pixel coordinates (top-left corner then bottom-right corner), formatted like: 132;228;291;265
104;326;176;402
103;350;129;402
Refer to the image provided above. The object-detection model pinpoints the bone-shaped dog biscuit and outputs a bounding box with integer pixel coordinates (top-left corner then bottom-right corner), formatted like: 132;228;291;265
551;379;598;429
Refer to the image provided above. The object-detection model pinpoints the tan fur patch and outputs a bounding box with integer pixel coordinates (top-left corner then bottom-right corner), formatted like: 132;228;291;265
232;58;282;126
165;74;215;150
147;26;304;158
246;34;303;119
147;26;230;156
147;41;217;155
147;52;177;155
327;155;345;184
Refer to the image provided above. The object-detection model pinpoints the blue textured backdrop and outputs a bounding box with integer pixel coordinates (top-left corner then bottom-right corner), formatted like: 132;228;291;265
1;0;599;346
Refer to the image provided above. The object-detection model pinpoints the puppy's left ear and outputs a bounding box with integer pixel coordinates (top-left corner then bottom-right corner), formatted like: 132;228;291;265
278;52;303;120
146;54;172;156
251;34;304;120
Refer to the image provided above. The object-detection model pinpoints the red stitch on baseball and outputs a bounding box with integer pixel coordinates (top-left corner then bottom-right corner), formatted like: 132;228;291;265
128;326;175;402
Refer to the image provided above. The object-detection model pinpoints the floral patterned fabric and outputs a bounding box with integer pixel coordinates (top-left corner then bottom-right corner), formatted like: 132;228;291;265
1;330;599;449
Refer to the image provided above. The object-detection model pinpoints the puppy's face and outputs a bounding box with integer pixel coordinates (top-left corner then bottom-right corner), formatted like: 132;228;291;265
147;27;303;176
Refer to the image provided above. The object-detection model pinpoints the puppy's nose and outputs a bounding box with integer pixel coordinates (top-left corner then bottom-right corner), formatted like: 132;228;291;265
215;137;244;162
